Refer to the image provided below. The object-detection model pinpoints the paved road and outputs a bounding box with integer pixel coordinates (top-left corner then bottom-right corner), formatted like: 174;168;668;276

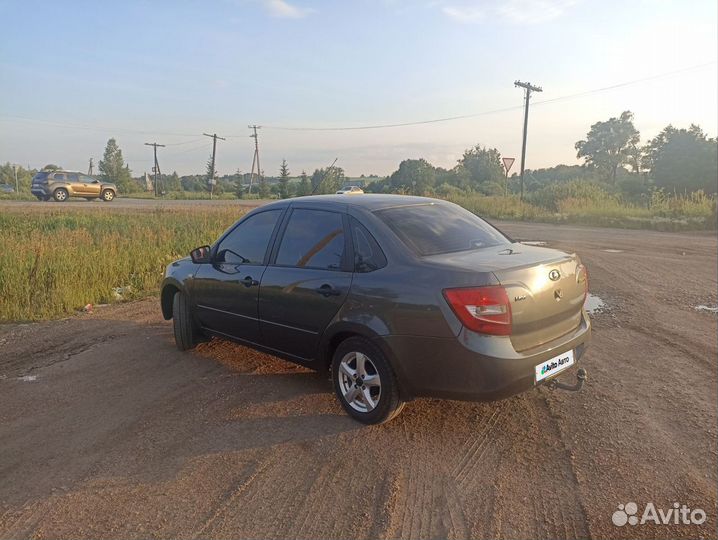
0;197;268;210
0;222;716;539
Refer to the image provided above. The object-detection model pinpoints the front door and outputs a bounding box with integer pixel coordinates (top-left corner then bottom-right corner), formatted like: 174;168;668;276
259;208;352;360
192;209;283;344
80;174;101;197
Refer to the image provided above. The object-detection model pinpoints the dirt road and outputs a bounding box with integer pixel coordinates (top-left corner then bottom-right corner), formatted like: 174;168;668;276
1;222;715;539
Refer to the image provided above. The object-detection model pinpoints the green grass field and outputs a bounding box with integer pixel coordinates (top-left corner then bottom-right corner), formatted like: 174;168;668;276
0;191;715;322
0;206;245;322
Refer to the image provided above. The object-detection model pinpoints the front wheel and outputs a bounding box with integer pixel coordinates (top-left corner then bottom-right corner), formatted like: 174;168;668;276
331;337;404;424
172;291;202;350
101;189;115;202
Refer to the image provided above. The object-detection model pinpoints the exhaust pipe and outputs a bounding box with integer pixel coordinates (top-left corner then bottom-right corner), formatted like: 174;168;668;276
547;368;587;392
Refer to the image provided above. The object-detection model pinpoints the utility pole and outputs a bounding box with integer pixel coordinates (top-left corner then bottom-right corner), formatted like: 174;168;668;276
144;142;165;197
203;133;226;199
13;164;18;194
88;158;94;176
248;125;262;195
514;80;542;201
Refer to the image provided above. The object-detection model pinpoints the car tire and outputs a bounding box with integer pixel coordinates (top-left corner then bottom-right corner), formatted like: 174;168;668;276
331;337;404;424
53;188;68;202
172;291;202;351
101;189;115;202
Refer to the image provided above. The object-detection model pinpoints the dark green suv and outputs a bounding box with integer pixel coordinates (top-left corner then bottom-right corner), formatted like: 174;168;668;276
31;171;117;202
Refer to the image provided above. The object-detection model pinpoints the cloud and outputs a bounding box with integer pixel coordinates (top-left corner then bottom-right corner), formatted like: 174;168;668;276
440;0;577;25
497;0;577;24
263;0;314;18
441;5;484;23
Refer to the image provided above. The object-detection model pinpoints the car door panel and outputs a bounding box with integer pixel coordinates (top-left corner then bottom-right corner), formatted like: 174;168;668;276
193;263;264;343
258;207;353;360
190;209;284;344
259;267;351;359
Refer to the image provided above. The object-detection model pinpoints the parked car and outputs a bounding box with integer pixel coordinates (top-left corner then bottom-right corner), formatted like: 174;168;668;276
0;183;14;193
161;195;591;424
31;171;117;202
336;186;364;195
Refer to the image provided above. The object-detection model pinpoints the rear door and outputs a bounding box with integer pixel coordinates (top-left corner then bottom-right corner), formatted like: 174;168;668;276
192;209;284;344
66;173;80;194
258;207;352;360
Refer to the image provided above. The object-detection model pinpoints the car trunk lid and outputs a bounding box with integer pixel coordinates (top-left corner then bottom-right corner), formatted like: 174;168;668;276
429;243;586;351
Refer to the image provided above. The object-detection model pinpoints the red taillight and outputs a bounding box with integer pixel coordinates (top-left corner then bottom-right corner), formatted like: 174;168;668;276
443;286;512;336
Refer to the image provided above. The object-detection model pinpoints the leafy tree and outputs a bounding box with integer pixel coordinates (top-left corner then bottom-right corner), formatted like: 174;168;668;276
642;124;718;194
0;163;35;193
575;111;640;184
164;171;181;191
297;170;310;196
279;159;290;199
311;166;345;194
42;164;61;171
258;171;270;198
99;138;133;192
388;159;437;193
457;144;504;191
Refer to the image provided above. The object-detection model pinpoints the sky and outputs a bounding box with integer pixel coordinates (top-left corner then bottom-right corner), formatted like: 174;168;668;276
0;0;716;177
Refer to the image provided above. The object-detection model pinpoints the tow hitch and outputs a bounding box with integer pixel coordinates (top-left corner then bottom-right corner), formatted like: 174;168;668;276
547;368;587;392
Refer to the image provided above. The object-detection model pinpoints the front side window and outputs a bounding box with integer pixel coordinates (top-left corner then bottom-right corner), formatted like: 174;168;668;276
66;173;79;182
276;209;345;271
80;175;95;183
215;210;281;265
375;203;509;256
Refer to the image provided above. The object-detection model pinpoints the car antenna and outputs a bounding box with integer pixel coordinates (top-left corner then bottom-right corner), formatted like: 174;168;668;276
310;157;338;195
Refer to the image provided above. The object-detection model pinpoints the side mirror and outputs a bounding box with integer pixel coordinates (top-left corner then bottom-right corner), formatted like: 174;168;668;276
190;245;212;264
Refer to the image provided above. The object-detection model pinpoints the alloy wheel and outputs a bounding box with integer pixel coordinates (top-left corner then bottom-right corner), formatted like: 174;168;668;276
337;351;382;412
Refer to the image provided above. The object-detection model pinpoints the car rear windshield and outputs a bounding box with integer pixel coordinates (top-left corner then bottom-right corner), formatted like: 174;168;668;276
375;203;510;256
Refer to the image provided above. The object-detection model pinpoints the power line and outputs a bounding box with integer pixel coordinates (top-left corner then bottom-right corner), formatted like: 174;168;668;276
250;61;716;132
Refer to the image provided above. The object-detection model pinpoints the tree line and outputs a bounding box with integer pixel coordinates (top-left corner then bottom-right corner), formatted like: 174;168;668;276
2;112;715;200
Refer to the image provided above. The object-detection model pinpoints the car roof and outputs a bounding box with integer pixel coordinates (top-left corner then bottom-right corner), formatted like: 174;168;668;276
261;193;444;212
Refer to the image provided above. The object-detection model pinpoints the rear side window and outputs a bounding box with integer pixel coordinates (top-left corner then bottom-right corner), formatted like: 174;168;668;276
276;209;345;271
53;173;66;181
215;210;282;265
350;217;386;272
375;203;509;256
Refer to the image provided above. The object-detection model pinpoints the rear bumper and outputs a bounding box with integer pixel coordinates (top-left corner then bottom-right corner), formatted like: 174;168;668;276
378;310;591;401
31;186;49;197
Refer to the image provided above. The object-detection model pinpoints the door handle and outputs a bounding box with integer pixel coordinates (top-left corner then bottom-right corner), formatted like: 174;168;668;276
316;284;341;297
241;276;259;287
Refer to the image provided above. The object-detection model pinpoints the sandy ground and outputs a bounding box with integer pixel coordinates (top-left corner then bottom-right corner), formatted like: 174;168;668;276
0;221;716;540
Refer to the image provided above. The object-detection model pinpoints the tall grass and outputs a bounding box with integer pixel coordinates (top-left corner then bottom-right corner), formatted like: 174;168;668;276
446;189;716;231
0;206;245;321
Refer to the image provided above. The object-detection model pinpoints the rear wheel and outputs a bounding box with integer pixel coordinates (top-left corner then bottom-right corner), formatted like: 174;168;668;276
172;291;202;351
101;189;115;202
53;188;68;202
331;337;404;424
